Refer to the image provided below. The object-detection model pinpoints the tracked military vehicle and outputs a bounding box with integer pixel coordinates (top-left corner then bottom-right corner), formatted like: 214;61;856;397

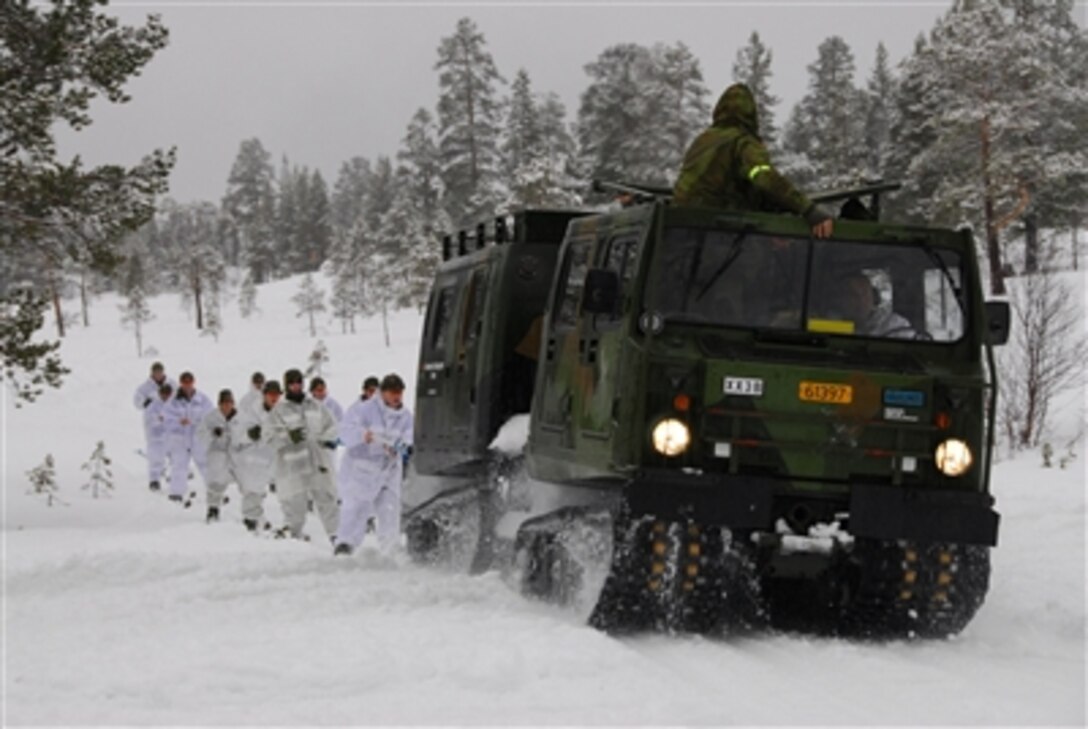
405;183;1009;638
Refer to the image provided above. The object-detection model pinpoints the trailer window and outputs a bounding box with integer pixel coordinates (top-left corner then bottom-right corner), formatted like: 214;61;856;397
430;285;456;353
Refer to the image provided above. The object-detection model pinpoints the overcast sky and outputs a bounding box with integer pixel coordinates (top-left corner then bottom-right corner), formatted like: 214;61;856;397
56;0;1086;204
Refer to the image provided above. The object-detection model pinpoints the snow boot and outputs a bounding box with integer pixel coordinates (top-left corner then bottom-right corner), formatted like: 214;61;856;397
333;543;353;556
167;494;183;504
206;506;220;523
149;480;161;492
244;518;258;532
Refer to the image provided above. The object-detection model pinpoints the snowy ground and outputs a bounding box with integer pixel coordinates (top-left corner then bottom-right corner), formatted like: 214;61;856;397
3;272;1086;725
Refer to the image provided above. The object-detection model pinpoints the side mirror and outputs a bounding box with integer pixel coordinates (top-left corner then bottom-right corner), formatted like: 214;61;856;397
582;268;620;315
985;301;1010;346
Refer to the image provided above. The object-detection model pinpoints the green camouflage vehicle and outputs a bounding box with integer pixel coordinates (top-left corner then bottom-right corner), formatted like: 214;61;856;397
405;184;1009;638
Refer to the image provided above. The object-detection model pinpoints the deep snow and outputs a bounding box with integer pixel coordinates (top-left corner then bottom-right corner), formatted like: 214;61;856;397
2;272;1086;725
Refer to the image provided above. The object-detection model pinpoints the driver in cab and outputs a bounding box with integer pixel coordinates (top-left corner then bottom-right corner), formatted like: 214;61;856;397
833;273;916;338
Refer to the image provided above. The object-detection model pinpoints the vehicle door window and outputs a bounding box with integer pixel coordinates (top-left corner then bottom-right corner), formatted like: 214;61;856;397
554;239;592;329
430;285;456;354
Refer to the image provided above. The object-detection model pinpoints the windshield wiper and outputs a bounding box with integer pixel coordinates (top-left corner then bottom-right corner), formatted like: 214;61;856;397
694;225;755;303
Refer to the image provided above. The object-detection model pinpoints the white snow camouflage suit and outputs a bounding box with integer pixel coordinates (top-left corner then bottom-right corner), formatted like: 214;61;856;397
196;408;247;514
264;395;340;539
334;396;414;552
231;402;276;523
135;375;176;484
164;389;213;498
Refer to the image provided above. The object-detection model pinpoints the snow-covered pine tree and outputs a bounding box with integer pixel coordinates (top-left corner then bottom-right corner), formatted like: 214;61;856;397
238;271;258;318
886;0;1088;294
435;17;506;228
377;175;439;312
732;32;780;149
26;454;66;506
201;288;222;342
275;156;300;275
576;43;658;189
649;42;710;179
301;170;331;271
862;42;895;181
81;441;114;498
330;157;372;240
1;0;172;404
326;225;365;333
161;201;226;331
305;339;329;377
222;138;277;281
119;283;154;356
398;109;444;231
292;272;326;338
783;36;868;190
503;69;543;189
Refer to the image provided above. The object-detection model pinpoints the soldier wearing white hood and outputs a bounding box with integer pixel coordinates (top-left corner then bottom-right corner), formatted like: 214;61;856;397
197;389;242;523
134;361;176;491
164;371;213;503
264;369;340;540
238;371;265;418
334;374;414;556
308;377;343;421
233;380;281;532
142;382;173;492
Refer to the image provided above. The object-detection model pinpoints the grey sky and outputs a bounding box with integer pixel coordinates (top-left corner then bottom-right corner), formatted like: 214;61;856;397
54;1;1082;204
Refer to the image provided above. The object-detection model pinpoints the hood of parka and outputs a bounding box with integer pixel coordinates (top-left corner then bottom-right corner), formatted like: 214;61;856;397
712;83;760;137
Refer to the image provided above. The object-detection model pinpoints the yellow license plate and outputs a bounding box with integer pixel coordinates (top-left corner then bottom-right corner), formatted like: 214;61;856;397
798;381;853;404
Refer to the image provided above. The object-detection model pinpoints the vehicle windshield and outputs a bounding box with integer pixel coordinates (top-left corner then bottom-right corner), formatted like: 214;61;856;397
652;227;966;342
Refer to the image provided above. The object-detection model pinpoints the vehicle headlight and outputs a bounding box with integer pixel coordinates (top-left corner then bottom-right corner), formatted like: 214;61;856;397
935;438;973;476
652;418;691;457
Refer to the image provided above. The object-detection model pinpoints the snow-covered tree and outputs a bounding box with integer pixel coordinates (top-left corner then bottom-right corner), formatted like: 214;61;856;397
238;272;258;318
998;270;1086;449
398;109;444;232
305;339;329;377
502;70;582;209
222;138;277;281
159;201;226;331
651;42;710;176
886;0;1088;294
863;42;895;180
81;441;114;499
732;32;780;149
576;43;658;187
1;1;173;404
26;454;65;506
119;284;154;356
201;290;223;342
330;157;372;237
783;36;868;189
292;272;326;337
435;17;506;227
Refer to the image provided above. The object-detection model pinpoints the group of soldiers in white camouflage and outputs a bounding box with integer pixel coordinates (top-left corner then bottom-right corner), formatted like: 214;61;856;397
134;362;414;556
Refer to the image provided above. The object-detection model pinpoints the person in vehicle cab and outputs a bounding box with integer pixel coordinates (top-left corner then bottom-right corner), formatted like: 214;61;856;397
672;83;834;239
833;272;916;338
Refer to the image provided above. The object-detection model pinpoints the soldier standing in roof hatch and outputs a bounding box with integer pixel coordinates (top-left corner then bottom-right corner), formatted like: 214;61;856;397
672;83;835;239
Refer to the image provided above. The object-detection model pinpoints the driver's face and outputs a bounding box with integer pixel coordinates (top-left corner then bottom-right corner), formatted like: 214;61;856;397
838;277;874;322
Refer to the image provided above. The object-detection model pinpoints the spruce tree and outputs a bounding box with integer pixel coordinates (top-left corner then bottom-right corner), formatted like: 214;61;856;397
26;454;65;506
435;17;506;227
732;32;780;149
577;43;657;187
331;157;372;237
292;272;326;337
238;272;259;318
784;36;868;189
863;42;895;180
81;442;114;499
119;284;154;356
222;138;277;282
